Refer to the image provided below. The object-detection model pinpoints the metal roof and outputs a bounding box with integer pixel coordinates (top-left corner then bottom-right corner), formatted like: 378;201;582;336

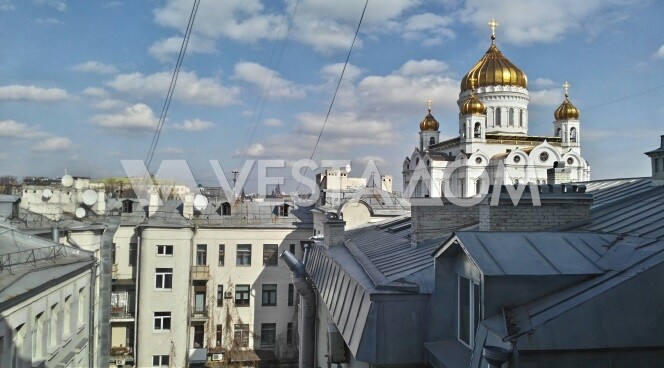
439;231;622;276
580;177;654;208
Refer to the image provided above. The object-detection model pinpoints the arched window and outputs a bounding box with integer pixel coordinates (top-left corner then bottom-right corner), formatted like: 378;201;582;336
474;122;481;138
519;110;524;127
416;158;419;166
475;179;481;195
221;202;231;216
495;108;501;126
570;127;577;142
556;128;561;137
509;108;515;126
429;137;435;146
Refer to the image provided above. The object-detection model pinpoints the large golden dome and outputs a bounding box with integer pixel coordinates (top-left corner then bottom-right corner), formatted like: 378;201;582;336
554;83;579;120
461;94;486;115
420;109;439;131
460;37;528;92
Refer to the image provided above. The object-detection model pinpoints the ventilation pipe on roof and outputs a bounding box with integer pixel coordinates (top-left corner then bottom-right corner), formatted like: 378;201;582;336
280;250;315;368
51;226;60;243
483;346;511;368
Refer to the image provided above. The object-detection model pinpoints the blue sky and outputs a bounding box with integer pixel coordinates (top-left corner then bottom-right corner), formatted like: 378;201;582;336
0;0;663;191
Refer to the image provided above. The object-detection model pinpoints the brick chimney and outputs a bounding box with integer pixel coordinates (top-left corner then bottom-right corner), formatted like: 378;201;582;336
323;212;346;250
645;135;664;186
410;197;480;245
479;185;593;231
547;161;571;185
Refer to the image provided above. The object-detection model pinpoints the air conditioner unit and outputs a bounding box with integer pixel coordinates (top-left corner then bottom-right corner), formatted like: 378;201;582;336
212;353;223;361
224;291;233;299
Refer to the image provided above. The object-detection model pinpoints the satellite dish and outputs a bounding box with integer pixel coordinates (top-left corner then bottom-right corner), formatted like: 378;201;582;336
193;194;208;211
42;189;53;199
82;189;98;206
345;164;351;173
61;175;74;188
75;207;86;218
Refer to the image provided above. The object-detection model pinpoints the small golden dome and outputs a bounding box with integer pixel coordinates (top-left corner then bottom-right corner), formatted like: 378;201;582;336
554;82;580;120
420;108;439;131
460;27;527;92
461;94;486;115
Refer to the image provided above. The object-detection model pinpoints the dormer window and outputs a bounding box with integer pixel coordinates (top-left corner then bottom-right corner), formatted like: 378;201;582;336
278;204;290;217
122;200;133;214
221;202;231;216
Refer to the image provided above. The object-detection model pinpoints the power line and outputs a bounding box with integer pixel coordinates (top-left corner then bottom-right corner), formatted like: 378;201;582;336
145;0;200;173
295;0;369;192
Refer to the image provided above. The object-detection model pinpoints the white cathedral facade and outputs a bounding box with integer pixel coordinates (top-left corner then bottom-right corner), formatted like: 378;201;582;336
403;22;590;198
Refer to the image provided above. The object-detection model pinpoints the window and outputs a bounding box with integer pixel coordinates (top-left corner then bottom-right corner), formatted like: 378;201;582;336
556;128;561;137
152;355;169;367
235;285;250;306
570;127;577;142
262;284;277;306
539;152;549;162
287;322;293;345
216;324;223;346
217;285;224;307
193;325;204;348
261;323;276;347
509;108;515;126
234;324;249;347
154;312;171;330
495;107;501;126
218;244;225;266
429;136;435;146
196;244;207;265
278;204;289;216
32;313;44;359
519;109;524;127
48;304;58;348
63;296;71;337
122;200;133;213
289;243;296;256
129;242;137;266
263;244;278;266
236;244;251;266
474;122;481;138
157;245;173;256
78;288;85;324
221;202;231;215
155;268;173;290
458;276;480;347
12;324;24;368
288;284;294;306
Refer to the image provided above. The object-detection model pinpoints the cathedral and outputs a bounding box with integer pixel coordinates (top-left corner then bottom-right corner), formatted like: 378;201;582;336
403;19;590;198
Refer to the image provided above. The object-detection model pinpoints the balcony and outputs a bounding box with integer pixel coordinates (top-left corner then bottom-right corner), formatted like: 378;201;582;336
111;291;134;321
110;345;134;366
190;307;208;321
191;265;209;280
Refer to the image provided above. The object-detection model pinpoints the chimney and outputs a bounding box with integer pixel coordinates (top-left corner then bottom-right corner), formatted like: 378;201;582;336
410;197;480;245
479;185;593;231
547;161;571;185
323;212;346;250
96;190;106;214
148;191;160;217
644;134;664;186
182;194;194;219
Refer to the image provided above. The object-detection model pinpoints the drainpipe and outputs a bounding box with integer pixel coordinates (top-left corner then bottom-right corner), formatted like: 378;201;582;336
133;228;142;366
51;226;60;243
88;261;98;368
99;217;120;368
279;250;315;368
185;225;197;368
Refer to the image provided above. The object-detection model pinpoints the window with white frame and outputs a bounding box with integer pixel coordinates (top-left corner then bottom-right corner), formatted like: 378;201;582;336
235;285;250;306
157;245;173;256
152;355;169;367
63;296;71;337
236;244;251;266
48;304;58;348
32;313;44;359
155;268;173;290
153;312;171;331
458;276;480;347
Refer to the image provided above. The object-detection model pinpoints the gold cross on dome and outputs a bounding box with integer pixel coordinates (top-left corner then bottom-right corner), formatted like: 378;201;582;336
488;18;499;38
427;99;432;111
563;81;570;97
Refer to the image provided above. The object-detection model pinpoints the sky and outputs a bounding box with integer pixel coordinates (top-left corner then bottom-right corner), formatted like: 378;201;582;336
0;0;663;192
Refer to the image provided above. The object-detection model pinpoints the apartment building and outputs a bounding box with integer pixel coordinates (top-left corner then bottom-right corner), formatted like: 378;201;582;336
110;195;313;367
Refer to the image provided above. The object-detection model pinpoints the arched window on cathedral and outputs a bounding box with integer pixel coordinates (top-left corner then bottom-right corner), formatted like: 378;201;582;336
519;110;524;127
556;128;561;137
475;179;481;195
495;108;501;126
570;127;577;142
474;122;481;138
509;108;515;126
429;137;435;146
415;158;419;166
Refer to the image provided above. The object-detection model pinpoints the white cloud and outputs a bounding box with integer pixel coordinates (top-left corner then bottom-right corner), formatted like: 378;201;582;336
34;0;66;12
236;142;266;157
320;63;363;82
73;61;119;74
0;1;15;11
90;103;158;132
107;70;240;106
157;146;186;154
233;62;306;99
530;88;565;107
82;87;109;98
149;35;217;62
0;85;69;102
654;45;664;59
403;13;455;45
532;78;557;88
32;137;71;151
264;118;283;127
172;118;214;131
0;120;49;139
93;99;128;110
458;0;637;45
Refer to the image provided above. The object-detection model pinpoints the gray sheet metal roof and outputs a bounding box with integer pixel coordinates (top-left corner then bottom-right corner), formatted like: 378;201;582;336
439;232;622;276
580;178;664;239
0;225;95;305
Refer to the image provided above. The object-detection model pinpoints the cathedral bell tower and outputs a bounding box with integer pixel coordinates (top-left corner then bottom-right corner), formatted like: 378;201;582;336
459;77;487;143
553;81;581;151
419;100;440;151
